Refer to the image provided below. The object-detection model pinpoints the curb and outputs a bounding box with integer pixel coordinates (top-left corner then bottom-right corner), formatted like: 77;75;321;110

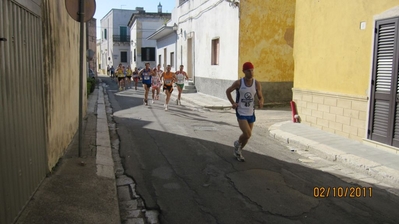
100;81;160;224
269;121;399;187
96;86;115;179
96;85;121;224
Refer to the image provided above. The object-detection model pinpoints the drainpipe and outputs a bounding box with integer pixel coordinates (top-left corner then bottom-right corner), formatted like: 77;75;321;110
192;32;195;85
175;31;178;70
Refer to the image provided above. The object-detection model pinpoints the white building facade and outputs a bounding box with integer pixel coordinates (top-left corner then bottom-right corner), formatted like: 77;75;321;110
147;25;177;71
100;9;137;69
128;9;171;69
150;0;240;99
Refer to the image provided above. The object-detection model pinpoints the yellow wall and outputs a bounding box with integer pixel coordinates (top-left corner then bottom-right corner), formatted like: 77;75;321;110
42;0;87;170
294;0;399;96
239;0;296;82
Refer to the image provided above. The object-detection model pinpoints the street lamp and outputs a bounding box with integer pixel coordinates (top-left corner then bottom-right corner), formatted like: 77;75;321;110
173;23;182;36
172;23;178;31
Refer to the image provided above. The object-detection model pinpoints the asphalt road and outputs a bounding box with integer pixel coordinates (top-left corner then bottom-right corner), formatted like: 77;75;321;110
102;77;399;224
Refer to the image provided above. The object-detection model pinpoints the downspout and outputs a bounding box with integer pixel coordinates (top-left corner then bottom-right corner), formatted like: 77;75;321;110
175;30;178;70
192;32;195;85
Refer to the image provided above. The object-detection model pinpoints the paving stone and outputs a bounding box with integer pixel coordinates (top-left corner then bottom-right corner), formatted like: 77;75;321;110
124;218;145;224
117;175;134;186
118;185;131;201
120;200;138;210
145;210;159;224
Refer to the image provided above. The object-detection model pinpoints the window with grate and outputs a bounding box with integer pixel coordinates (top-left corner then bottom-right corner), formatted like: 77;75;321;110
141;47;156;61
121;51;127;63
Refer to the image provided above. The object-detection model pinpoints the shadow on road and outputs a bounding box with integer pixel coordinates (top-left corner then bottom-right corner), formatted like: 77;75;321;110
102;76;399;224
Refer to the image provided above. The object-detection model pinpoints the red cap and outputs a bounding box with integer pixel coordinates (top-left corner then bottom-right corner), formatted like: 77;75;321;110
243;62;254;71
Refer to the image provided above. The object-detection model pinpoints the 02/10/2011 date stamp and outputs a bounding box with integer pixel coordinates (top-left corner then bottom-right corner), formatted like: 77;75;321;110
313;186;372;198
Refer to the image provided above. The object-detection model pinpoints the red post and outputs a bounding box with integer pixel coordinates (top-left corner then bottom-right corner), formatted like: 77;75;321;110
290;101;299;123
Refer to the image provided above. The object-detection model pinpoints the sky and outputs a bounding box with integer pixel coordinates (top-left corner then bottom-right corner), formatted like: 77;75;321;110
93;0;175;39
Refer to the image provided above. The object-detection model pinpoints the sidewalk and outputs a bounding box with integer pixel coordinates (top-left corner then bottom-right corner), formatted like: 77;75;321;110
269;121;399;187
15;88;120;224
168;90;399;187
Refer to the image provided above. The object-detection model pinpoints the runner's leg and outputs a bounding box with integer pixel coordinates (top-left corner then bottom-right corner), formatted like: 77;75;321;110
144;84;149;102
177;85;182;101
152;87;155;103
238;120;253;148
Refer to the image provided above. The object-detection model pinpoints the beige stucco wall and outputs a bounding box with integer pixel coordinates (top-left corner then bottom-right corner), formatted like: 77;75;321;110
294;0;399;95
293;0;399;141
42;0;87;170
239;0;295;104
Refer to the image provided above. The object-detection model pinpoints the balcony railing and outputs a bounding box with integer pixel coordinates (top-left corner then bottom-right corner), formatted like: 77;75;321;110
113;35;130;42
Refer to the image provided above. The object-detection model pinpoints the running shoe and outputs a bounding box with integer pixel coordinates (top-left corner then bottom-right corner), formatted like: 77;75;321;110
236;153;245;162
233;140;240;156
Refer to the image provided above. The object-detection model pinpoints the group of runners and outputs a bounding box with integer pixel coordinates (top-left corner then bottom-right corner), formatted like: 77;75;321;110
113;62;189;111
111;64;140;91
109;61;263;162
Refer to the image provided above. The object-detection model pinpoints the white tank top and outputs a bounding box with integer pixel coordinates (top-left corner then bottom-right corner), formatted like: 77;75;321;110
176;72;185;84
236;78;256;116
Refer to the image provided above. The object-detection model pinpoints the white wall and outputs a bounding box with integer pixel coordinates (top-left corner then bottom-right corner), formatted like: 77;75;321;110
130;16;170;69
100;11;113;68
161;0;239;99
174;0;239;80
157;33;178;71
100;9;135;68
130;22;138;68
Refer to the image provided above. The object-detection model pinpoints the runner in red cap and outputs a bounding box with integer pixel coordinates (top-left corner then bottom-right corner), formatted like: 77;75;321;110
226;62;264;161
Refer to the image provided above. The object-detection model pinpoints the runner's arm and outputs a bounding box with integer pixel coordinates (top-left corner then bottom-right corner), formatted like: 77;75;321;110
226;80;240;109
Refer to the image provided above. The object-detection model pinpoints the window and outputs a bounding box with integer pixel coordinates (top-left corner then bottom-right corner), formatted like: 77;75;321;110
104;29;107;39
141;47;156;61
134;49;136;62
120;27;127;42
170;52;174;67
121;51;127;63
211;38;220;65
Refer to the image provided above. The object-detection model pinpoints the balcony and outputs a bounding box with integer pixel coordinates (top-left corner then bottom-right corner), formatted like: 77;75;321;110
113;35;130;42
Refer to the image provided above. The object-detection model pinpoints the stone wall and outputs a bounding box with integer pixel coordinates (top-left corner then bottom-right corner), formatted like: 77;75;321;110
293;88;368;141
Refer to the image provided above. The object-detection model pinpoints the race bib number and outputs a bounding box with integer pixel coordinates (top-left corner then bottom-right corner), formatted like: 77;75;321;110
144;76;150;80
165;79;171;84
